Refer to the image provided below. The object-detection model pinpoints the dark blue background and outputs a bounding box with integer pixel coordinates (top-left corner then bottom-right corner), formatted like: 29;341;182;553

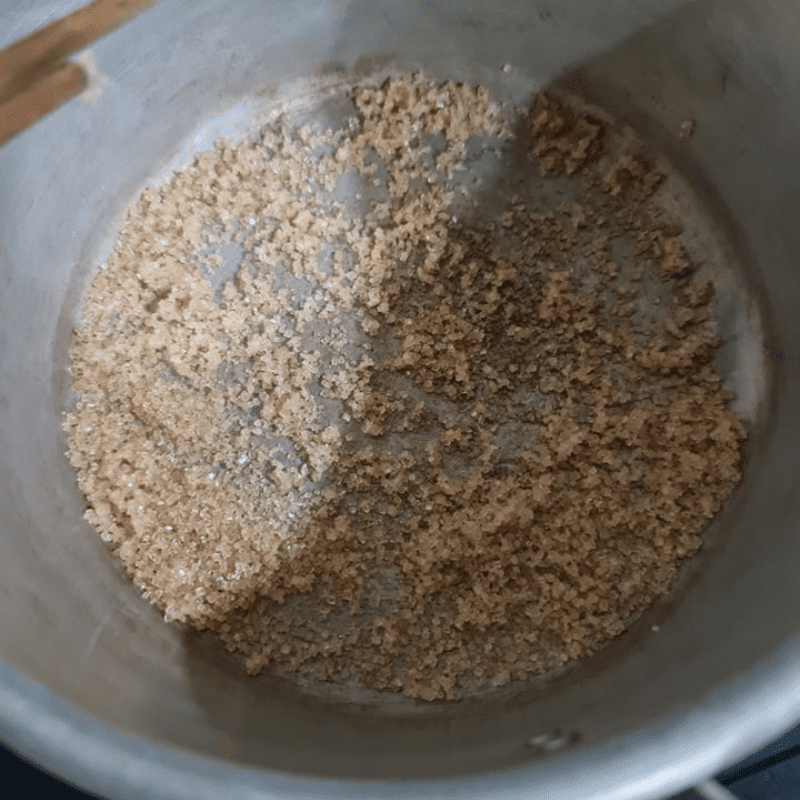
2;724;800;799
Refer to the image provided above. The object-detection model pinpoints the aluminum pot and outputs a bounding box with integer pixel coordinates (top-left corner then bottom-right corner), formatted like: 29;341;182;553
1;1;799;798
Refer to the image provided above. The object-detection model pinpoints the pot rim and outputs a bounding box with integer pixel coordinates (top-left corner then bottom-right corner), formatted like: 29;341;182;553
2;636;800;800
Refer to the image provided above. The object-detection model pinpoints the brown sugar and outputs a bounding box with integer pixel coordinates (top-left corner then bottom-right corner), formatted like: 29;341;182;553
65;78;747;700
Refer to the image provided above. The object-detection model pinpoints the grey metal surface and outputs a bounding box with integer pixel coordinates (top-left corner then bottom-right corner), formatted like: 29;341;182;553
1;1;799;798
694;780;739;800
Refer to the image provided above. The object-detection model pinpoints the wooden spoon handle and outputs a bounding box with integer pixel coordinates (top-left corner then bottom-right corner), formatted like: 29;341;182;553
0;0;161;143
0;61;87;145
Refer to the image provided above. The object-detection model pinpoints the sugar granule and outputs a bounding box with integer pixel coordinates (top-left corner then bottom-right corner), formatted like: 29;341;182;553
66;79;747;701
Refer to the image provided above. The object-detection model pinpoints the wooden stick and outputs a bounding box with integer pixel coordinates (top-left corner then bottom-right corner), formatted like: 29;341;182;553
0;0;161;106
0;61;87;145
